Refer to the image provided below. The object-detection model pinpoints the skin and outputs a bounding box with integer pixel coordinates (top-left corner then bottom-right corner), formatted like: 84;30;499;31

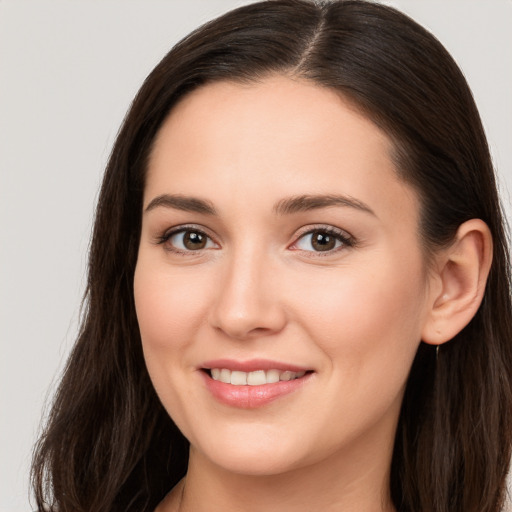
133;75;492;512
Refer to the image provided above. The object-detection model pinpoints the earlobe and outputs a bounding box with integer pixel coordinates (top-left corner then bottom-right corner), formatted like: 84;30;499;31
422;219;493;346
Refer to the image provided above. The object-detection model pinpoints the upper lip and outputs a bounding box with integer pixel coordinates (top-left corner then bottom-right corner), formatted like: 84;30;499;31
200;358;312;373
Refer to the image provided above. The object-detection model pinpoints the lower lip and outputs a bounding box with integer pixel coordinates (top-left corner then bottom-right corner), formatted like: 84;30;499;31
201;371;313;409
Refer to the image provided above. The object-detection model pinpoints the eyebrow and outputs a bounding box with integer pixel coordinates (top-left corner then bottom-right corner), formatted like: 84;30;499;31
144;193;375;217
145;194;217;215
273;194;376;217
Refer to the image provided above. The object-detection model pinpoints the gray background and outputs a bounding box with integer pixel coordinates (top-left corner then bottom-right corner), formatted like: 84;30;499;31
1;1;511;510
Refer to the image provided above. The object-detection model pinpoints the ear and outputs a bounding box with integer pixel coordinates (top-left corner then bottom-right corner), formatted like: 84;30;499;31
422;219;493;346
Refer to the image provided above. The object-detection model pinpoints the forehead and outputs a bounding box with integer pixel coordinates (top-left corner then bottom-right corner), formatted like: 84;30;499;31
150;76;392;176
145;75;418;229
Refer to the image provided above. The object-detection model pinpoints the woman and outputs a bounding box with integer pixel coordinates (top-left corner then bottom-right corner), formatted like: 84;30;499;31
31;1;512;511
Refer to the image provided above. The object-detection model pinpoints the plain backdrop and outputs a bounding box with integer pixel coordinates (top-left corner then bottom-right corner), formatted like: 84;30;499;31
1;1;511;510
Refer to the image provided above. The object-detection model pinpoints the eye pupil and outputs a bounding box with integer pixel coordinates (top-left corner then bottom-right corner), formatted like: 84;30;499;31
184;231;206;250
311;231;336;251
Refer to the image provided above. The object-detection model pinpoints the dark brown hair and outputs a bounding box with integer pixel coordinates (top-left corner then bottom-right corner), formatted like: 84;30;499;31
32;1;512;511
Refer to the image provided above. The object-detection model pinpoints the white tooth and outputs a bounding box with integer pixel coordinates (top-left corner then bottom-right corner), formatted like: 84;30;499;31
266;369;280;383
213;368;305;385
231;371;248;385
219;369;231;384
280;371;295;381
247;370;266;386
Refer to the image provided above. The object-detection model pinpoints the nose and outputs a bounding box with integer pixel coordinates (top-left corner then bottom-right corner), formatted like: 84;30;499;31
208;249;287;340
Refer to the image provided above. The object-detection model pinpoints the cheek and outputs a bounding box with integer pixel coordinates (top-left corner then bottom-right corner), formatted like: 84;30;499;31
288;255;427;378
134;263;209;354
133;261;213;428
286;259;427;445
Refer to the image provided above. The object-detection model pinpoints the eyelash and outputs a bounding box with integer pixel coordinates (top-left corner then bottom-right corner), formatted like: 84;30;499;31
156;224;217;255
291;225;355;256
156;224;355;256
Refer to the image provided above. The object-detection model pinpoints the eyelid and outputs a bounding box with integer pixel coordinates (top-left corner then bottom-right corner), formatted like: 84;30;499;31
289;224;355;254
154;223;355;256
156;224;220;253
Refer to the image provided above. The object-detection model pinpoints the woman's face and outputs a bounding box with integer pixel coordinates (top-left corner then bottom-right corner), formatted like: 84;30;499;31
134;76;436;476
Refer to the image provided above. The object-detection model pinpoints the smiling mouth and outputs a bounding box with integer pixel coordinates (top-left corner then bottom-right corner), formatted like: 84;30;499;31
205;368;311;385
201;365;314;408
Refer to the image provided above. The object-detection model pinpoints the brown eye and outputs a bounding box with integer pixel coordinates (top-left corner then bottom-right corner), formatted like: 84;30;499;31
293;228;351;253
183;231;207;250
166;229;216;252
310;231;337;251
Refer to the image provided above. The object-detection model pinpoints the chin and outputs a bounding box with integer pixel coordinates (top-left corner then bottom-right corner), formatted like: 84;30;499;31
204;448;305;477
190;426;314;477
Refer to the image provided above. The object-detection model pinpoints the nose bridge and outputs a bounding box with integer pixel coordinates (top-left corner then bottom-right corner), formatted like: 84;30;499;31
209;240;285;339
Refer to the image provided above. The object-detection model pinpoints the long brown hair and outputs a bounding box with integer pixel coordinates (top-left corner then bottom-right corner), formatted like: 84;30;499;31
31;1;512;511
